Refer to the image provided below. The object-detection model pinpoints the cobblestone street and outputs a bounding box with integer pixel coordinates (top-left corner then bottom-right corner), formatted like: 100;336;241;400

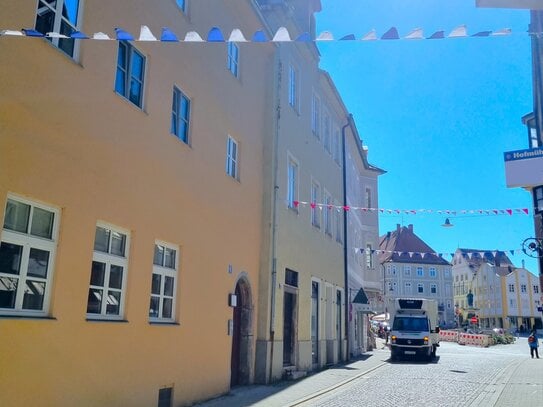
307;339;542;407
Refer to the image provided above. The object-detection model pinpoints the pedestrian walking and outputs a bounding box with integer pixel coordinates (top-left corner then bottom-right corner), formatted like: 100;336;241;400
528;329;540;359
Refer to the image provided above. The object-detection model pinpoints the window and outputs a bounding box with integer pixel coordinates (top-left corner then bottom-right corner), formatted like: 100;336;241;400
0;197;59;315
323;111;331;153
333;126;341;165
287;156;299;209
530;126;539;149
87;224;129;318
366;244;373;269
171;87;190;143
521;284;527;293
404;266;411;276
429;267;436;278
324;192;332;236
150;242;178;321
226;136;239;180
417;267;424;277
535;285;540;294
227;42;239;78
311;181;320;228
444;268;450;278
115;42;146;108
534;186;543;214
365;188;372;209
431;284;437;294
311;94;321;138
285;269;298;287
35;0;81;58
391;265;397;275
418;283;424;293
175;0;186;12
447;300;452;309
335;200;343;243
158;387;173;407
405;282;412;294
508;284;515;293
509;299;516;307
288;64;299;111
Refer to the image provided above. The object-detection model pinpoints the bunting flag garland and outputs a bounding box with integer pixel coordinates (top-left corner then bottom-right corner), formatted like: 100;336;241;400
290;200;531;216
0;25;514;44
357;247;524;261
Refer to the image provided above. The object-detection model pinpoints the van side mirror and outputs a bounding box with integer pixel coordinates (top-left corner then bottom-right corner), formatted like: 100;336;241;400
435;327;440;334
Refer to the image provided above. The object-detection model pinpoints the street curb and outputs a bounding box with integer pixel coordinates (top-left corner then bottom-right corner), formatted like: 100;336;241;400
286;361;388;406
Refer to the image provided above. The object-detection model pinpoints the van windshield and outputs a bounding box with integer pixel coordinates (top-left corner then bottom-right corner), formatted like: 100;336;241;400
392;317;429;332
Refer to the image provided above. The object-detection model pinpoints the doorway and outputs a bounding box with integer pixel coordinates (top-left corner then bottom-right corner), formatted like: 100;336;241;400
283;290;297;366
230;277;253;386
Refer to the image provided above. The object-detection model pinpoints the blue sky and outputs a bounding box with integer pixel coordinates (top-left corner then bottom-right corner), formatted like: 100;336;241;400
316;0;538;273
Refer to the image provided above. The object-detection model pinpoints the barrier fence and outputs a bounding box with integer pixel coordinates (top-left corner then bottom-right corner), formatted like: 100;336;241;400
439;330;491;347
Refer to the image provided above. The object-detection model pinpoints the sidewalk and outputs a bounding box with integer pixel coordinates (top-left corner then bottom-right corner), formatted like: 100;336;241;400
195;339;391;407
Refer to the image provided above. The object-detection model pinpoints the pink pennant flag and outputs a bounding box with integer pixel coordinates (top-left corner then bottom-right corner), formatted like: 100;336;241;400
293;200;299;208
343;206;350;211
522;208;529;215
506;209;512;215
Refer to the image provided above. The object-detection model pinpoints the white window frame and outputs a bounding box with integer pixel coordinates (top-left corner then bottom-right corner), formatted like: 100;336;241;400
365;244;374;269
333;125;341;165
323;191;332;236
287;154;299;210
311;180;320;228
418;283;424;294
86;223;130;320
405;282;412;294
323;109;331;153
171;86;191;143
334;199;343;244
226;135;239;180
417;267;424;277
404;266;411;276
429;267;436;278
150;241;179;322
35;0;82;59
311;93;321;138
0;195;60;316
227;42;240;78
288;64;300;112
115;41;146;108
430;284;437;295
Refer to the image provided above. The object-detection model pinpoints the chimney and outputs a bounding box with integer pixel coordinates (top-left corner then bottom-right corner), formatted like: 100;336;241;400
396;224;401;233
408;224;413;232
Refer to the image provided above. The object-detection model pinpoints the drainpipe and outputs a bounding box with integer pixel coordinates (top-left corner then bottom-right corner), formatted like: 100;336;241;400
269;49;282;384
341;115;352;361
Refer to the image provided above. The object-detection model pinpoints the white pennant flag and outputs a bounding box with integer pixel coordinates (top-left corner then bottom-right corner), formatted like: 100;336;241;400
46;32;69;38
492;251;498;258
229;29;247;42
408;252;414;258
448;25;468;38
492;28;511;36
184;31;204;42
1;30;24;36
93;32;111;40
479;252;486;259
316;31;334;41
273;27;291;42
138;25;157;41
467;253;473;259
404;28;424;40
421;253;426;259
361;29;377;41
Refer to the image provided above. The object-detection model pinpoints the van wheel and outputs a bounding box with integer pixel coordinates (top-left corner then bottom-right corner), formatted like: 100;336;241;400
431;345;437;358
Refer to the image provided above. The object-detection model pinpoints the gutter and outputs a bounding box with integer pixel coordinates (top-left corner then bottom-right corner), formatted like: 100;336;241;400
341;114;352;360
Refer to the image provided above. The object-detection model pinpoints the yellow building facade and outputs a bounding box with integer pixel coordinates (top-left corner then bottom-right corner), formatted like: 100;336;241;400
0;1;274;405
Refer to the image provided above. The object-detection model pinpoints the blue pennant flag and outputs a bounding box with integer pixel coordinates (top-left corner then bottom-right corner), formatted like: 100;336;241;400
70;31;89;39
252;30;268;42
296;32;311;42
428;30;445;39
115;28;134;41
381;27;399;40
161;27;178;42
22;29;44;37
207;27;225;42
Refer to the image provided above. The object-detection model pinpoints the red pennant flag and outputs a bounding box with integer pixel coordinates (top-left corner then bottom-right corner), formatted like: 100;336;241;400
293;200;299;208
343;206;350;211
506;209;512;215
522;208;529;215
310;202;316;209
